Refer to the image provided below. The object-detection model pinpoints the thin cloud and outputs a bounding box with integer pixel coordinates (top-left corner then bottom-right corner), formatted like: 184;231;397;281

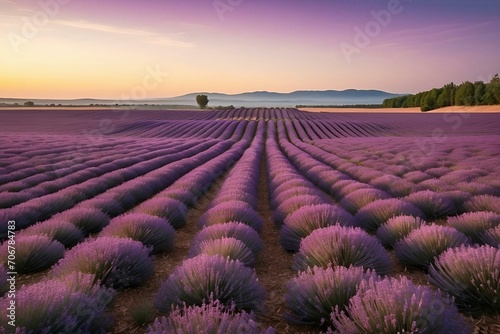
53;19;195;48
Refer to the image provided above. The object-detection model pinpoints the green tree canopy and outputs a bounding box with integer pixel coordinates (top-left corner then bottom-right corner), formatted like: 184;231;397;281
196;95;209;109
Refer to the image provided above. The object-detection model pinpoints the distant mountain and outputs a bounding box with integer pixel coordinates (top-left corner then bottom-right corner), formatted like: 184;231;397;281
0;89;404;108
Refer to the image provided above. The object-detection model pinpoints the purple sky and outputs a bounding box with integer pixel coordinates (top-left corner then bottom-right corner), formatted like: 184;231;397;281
2;0;499;98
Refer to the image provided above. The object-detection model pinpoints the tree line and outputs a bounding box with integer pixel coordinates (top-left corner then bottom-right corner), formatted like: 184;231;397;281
382;74;500;111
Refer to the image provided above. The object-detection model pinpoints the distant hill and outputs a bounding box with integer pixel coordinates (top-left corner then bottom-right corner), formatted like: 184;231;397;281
0;89;403;108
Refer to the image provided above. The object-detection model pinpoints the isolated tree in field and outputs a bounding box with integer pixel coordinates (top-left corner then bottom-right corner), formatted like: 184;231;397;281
196;95;209;109
24;101;34;107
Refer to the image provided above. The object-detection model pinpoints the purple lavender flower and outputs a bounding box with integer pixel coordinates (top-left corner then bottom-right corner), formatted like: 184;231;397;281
191;237;256;267
447;211;500;243
403;190;457;219
280;204;357;252
376;215;424;248
330;275;471;333
134;198;188;229
293;225;392;275
402;171;433;183
100;213;175;253
0;272;114;332
52;237;153;289
77;197;124;217
190;222;263;256
273;195;327;227
354;198;425;232
429;245;500;311
197;201;263;232
338;188;391;214
55;207;110;234
20;219;84;248
394;224;469;268
369;175;416;197
154;254;265;313
464;195;500;214
0;235;65;274
479;225;500;247
147;299;274;334
285;266;377;327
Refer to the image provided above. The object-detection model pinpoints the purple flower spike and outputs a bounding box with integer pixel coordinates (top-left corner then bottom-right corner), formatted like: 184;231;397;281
293;225;392;275
134;198;188;229
376;215;424;248
154;254;265;313
193;237;256;267
447;211;500;244
403;190;457;219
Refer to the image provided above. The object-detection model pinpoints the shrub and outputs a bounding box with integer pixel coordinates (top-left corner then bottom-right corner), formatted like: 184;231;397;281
394;224;469;268
271;187;323;208
56;207;110;235
159;189;197;207
280;204;357;252
154;254;265;313
0;235;65;274
0;265;7;296
190;222;263;256
369;175;415;197
78;197;124;217
355;198;425;232
192;237;256;267
429;245;500;311
447;211;500;243
20;219;84;248
197;201;263;232
479;225;500;247
0;272;114;333
100;214;175;253
330;275;470;334
338;188;391;214
51;237;153;289
376;215;424;248
147;299;274;334
403;190;457;219
134;198;188;229
293;225;392;275
464;195;500;214
285;266;377;327
272;195;326;227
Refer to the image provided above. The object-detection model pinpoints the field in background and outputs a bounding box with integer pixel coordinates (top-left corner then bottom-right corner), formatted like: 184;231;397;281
0;108;499;333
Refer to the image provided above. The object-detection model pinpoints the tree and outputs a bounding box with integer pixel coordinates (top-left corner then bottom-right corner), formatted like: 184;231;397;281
484;74;500;105
24;101;34;106
473;81;486;105
196;95;209;109
455;81;475;106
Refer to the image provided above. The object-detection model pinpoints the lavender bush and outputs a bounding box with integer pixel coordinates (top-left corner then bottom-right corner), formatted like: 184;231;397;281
479;225;500;247
52;237;153;289
338;188;391;214
100;213;175;253
394;224;469;268
190;222;263;256
280;204;357;252
285;266;377;327
273;195;326;227
197;201;263;232
293;225;392;275
447;211;500;243
0;235;65;274
147;299;274;334
192;237;256;267
429;245;500;311
154;254;265;313
376;215;424;248
464;195;500;214
20;219;84;248
403;190;457;219
56;207;110;235
355;198;425;232
0;272;115;333
134;197;188;229
78;197;124;217
330;275;470;333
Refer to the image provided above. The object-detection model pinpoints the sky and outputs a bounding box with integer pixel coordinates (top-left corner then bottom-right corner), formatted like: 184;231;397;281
1;0;499;99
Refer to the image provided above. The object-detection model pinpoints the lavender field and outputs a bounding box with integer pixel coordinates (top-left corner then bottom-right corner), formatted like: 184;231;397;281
1;108;499;333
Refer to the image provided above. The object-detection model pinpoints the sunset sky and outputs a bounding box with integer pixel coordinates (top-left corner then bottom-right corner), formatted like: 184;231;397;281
1;0;499;99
